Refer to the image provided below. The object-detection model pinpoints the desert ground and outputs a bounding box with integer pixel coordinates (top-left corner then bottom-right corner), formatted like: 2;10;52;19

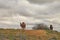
0;29;60;40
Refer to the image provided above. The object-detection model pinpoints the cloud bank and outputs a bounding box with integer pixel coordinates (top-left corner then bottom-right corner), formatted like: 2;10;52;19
0;0;60;31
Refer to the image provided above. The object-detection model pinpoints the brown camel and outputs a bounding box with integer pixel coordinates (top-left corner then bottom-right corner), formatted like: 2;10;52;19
20;22;26;29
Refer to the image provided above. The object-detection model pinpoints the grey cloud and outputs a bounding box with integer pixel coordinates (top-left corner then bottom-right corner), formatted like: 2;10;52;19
0;0;17;9
0;0;60;18
0;9;15;17
0;0;17;17
27;0;58;4
0;4;10;9
0;23;19;29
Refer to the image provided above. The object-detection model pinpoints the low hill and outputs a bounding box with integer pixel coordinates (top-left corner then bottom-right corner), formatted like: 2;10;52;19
0;29;60;40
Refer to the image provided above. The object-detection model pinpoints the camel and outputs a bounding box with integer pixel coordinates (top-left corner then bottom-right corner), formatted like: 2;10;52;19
20;22;26;29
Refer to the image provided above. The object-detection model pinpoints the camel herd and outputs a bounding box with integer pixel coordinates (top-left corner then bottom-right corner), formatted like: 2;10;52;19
20;22;53;30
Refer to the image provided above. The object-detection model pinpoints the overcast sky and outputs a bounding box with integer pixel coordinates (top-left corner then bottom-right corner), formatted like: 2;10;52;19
0;0;60;31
